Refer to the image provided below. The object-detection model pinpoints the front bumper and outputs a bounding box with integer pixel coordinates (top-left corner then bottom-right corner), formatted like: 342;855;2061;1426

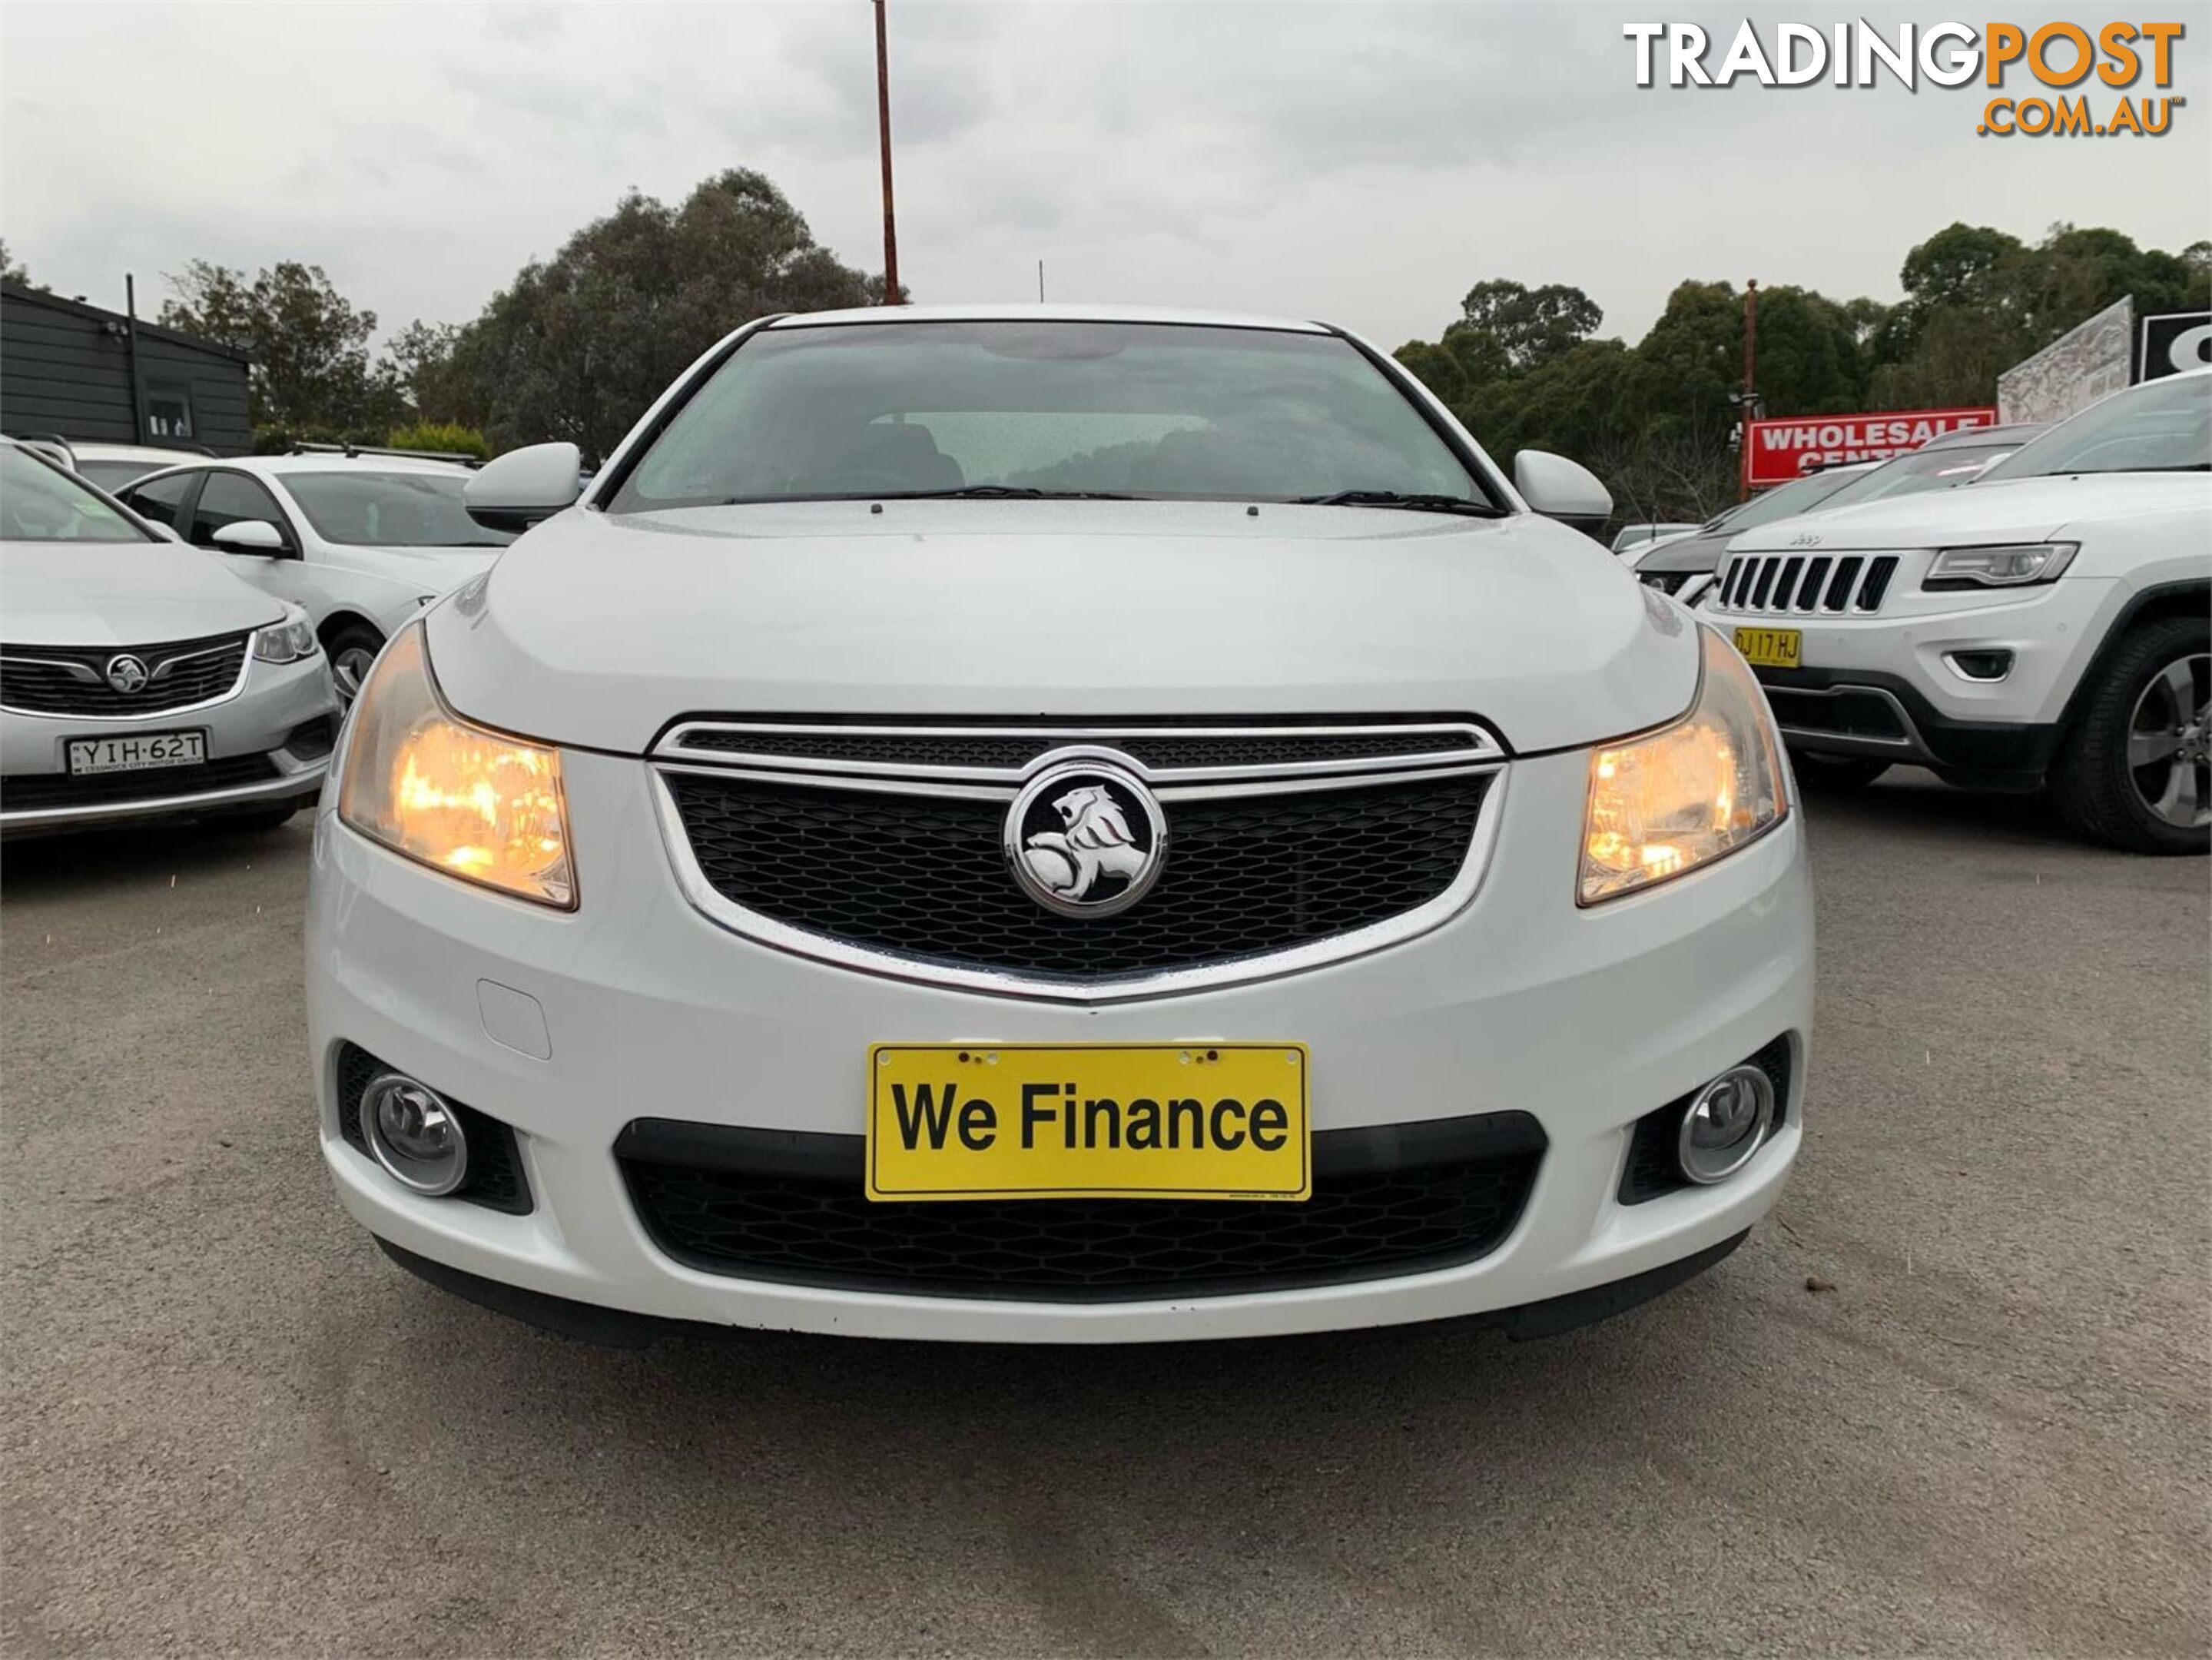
307;745;1815;1343
0;652;337;835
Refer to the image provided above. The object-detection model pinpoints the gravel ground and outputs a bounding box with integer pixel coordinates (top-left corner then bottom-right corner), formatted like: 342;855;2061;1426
3;774;2207;1657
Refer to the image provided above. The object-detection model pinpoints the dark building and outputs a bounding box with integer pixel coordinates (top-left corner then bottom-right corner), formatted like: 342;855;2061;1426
1;281;252;455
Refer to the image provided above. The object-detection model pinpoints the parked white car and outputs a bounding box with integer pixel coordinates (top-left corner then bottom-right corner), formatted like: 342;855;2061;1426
307;304;1812;1346
1710;370;2210;852
117;452;513;701
0;440;337;837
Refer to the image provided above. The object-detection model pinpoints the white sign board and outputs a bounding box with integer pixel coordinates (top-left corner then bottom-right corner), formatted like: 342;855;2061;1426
1997;297;2134;425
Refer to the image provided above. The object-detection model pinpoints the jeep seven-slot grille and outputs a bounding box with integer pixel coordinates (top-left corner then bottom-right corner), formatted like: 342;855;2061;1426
0;632;250;715
1717;553;1899;615
665;771;1491;981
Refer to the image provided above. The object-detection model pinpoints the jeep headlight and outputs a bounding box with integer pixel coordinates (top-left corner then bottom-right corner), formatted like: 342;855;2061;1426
1924;542;2077;589
253;606;319;664
337;622;575;909
1580;629;1787;905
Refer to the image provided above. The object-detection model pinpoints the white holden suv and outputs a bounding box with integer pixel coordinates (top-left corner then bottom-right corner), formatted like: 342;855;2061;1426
307;305;1813;1346
1712;370;2210;853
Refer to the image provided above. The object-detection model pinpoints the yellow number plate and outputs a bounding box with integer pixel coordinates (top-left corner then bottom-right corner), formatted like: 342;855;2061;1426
867;1044;1311;1202
1733;626;1802;669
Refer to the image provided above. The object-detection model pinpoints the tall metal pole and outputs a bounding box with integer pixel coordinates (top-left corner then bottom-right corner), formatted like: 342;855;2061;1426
124;273;148;443
874;0;900;304
1739;277;1759;502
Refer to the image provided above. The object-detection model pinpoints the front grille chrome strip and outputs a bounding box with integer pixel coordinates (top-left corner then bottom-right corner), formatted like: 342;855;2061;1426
648;764;1510;1004
653;718;1504;787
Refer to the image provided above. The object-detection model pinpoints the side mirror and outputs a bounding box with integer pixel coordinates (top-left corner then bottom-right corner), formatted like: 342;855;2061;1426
210;519;287;553
466;442;584;533
1514;451;1613;529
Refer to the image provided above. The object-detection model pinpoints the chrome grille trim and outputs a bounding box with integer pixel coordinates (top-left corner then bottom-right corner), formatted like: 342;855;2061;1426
646;717;1512;1002
652;718;1505;786
1716;553;1900;616
0;632;254;719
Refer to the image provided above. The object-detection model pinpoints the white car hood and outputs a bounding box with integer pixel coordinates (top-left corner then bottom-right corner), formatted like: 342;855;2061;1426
425;500;1699;756
1728;471;2209;554
321;542;503;588
1;540;285;646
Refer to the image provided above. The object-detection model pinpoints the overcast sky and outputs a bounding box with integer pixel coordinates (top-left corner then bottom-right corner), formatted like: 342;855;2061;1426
5;2;2207;351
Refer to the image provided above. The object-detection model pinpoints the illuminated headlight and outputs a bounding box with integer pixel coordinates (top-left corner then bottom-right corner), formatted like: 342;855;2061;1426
253;607;319;664
336;622;575;908
1924;542;2077;589
1579;629;1788;905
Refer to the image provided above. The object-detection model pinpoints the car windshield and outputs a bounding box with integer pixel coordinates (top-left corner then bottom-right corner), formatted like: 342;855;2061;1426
282;470;515;547
610;320;1487;510
1706;466;1870;534
1982;374;2212;480
0;444;153;543
1814;442;2021;509
76;458;170;493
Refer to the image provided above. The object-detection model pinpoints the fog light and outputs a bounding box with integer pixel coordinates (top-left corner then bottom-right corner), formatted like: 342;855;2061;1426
360;1073;469;1196
1676;1065;1775;1184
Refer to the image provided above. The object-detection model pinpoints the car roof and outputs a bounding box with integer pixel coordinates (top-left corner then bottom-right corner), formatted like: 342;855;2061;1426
762;302;1333;334
69;441;216;462
139;453;473;479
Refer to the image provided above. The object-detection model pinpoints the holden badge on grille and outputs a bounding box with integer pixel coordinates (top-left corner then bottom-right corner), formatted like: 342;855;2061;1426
104;654;151;694
1004;758;1166;918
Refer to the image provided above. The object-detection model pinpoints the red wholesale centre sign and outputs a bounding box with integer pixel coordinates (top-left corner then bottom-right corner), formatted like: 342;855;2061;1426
1743;406;1998;490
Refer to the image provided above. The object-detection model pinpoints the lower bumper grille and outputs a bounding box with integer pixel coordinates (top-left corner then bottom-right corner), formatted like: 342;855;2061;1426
1764;686;1912;744
0;753;280;813
615;1114;1544;1300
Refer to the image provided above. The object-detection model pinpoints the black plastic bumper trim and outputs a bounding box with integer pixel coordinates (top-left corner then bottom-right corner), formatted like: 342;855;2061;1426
372;1227;1751;1349
1754;664;2059;787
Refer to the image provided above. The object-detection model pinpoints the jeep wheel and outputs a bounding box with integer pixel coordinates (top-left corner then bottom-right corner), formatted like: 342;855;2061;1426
2049;617;2210;855
1789;752;1891;791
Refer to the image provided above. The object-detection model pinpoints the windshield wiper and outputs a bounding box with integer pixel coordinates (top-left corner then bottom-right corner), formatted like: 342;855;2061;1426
1292;490;1507;517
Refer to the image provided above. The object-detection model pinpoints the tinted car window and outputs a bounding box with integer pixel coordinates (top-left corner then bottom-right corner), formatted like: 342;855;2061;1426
77;459;166;493
122;470;197;529
1720;466;1872;532
612;320;1487;510
281;471;512;547
1814;443;2017;510
191;472;291;547
0;445;154;543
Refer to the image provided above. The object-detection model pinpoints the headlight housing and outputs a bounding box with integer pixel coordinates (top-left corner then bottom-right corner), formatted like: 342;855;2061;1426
336;623;575;909
1924;542;2078;589
1579;629;1788;905
253;607;319;664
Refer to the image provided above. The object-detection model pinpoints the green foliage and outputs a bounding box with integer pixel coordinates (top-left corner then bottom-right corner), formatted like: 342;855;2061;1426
161;260;406;437
386;421;489;460
410;168;882;459
0;238;28;287
1398;220;2212;526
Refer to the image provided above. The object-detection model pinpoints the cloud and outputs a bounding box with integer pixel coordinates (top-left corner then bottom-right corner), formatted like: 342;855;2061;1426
3;0;2205;362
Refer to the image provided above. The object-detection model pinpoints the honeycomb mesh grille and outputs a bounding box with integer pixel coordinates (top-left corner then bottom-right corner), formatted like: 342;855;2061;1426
666;771;1491;979
619;1124;1544;1300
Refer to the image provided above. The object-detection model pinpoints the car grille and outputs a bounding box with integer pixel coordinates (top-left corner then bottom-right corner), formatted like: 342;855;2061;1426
333;1043;532;1215
1715;553;1899;615
664;770;1493;981
615;1114;1544;1300
0;632;252;715
0;753;279;812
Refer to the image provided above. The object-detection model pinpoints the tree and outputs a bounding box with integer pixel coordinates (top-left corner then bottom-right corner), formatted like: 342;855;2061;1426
0;238;28;287
435;168;880;457
1456;279;1603;372
159;260;405;437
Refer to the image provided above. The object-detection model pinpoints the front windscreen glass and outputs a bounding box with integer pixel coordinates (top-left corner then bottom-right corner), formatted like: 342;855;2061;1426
1815;442;2020;509
282;471;515;548
1714;465;1871;533
609;320;1488;510
0;444;154;543
1981;374;2211;479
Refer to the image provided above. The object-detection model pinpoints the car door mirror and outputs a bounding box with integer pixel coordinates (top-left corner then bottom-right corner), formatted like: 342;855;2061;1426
210;519;287;553
1514;451;1613;531
465;442;584;533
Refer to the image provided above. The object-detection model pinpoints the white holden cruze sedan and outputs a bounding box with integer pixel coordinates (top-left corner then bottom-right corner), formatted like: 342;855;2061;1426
308;306;1813;1346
